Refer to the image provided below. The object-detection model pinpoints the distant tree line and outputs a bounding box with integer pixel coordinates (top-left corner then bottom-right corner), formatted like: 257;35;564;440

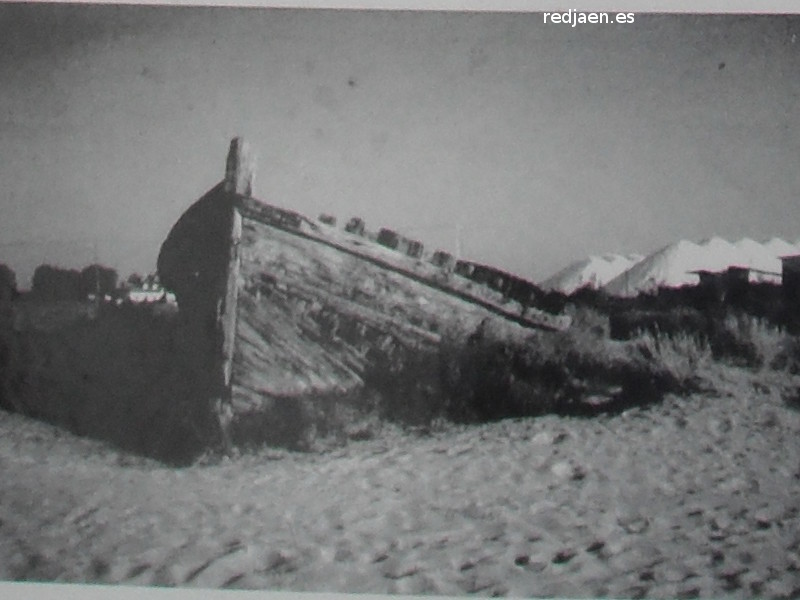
0;264;16;304
27;264;118;301
0;263;172;304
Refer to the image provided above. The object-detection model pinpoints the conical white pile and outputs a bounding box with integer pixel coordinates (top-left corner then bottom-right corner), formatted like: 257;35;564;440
541;237;800;297
539;253;644;294
604;237;800;296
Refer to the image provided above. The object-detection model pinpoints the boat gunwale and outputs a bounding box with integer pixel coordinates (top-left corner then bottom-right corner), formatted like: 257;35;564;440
236;195;569;333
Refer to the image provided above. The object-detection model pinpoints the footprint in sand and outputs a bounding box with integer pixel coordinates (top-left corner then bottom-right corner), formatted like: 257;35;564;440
552;548;578;564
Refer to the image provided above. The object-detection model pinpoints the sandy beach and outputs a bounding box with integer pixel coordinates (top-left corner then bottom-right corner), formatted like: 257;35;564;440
1;364;798;599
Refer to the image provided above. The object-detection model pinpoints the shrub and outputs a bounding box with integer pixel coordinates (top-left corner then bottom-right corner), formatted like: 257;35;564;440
609;308;709;341
742;316;791;371
606;307;795;373
563;304;610;338
633;330;712;383
1;302;220;465
767;334;800;374
707;313;790;370
440;317;694;422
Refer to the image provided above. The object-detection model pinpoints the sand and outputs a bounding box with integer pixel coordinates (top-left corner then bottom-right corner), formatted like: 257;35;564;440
1;365;799;598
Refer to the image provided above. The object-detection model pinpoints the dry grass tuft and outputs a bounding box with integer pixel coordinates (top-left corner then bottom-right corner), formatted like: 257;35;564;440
439;315;699;423
633;330;713;383
712;313;793;371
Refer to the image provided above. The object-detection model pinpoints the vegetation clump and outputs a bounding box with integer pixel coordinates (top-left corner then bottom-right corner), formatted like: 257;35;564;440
439;299;800;425
439;308;706;423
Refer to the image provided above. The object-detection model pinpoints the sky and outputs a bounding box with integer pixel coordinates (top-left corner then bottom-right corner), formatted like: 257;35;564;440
0;4;798;287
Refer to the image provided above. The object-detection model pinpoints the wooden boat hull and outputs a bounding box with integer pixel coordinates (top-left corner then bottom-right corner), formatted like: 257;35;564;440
157;138;570;449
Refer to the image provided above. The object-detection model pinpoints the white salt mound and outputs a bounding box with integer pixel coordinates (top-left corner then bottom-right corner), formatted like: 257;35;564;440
764;237;800;259
603;236;796;297
539;253;643;294
603;239;702;296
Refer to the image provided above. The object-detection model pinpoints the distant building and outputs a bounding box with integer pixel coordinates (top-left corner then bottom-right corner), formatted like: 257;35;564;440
692;267;781;285
344;217;366;236
781;255;800;304
125;274;176;304
691;265;781;304
726;266;780;285
691;269;731;304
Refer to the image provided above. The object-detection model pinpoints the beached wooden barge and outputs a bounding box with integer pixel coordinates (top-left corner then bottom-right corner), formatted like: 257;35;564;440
156;138;570;447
